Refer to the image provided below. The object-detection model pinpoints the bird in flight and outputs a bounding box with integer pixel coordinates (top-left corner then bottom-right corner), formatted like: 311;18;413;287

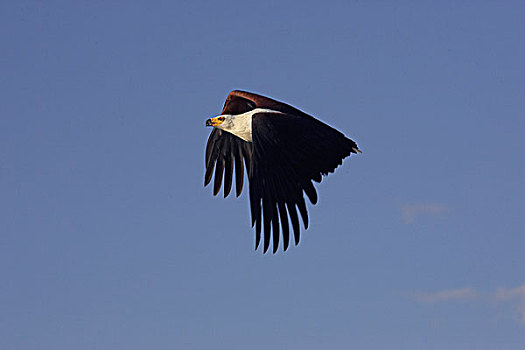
205;90;361;253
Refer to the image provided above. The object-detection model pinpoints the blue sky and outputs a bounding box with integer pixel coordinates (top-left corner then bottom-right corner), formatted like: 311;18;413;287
1;1;524;349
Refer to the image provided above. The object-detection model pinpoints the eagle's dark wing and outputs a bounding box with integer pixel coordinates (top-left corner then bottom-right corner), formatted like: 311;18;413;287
250;112;359;253
205;128;252;197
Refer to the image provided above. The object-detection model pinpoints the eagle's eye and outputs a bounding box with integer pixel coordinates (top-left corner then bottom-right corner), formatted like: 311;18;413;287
218;116;225;122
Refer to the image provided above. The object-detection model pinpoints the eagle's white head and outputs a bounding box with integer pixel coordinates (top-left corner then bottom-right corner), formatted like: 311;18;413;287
205;112;252;142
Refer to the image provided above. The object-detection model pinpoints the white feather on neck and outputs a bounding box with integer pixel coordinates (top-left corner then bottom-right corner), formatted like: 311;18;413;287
217;108;281;142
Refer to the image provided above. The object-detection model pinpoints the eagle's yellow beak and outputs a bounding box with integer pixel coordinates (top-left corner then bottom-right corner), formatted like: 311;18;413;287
205;116;225;127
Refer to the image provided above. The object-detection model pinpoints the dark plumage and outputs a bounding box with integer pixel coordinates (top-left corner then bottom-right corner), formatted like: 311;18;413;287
205;90;360;253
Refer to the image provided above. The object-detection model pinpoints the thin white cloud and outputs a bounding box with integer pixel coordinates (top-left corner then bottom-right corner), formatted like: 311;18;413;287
494;285;525;301
410;284;525;325
414;287;477;304
494;285;525;324
401;203;449;224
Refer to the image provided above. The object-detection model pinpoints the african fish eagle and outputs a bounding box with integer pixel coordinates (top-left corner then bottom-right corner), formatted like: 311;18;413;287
205;90;360;253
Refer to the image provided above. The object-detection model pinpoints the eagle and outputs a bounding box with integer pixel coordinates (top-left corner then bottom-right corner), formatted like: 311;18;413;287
204;90;360;253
